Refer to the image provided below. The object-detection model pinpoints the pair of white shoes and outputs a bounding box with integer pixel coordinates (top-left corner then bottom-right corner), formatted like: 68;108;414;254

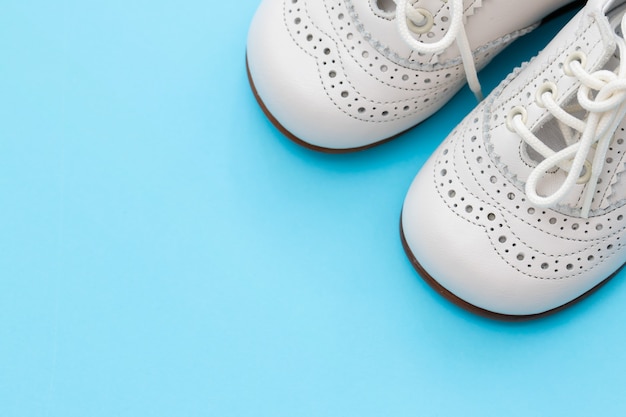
247;0;626;319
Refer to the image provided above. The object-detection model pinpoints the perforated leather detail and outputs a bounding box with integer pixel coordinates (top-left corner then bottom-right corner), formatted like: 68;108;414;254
485;8;626;214
283;0;531;124
432;106;626;281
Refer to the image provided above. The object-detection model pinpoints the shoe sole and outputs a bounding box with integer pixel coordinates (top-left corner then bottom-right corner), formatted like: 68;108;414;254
246;1;585;154
399;215;621;321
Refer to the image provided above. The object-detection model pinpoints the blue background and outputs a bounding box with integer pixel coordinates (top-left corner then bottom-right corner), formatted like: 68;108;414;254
1;1;625;416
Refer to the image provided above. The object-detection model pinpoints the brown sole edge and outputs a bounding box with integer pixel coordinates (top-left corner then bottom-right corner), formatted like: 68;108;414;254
246;56;408;154
399;214;621;321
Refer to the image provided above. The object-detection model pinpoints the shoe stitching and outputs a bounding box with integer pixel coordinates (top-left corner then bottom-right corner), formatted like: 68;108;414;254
284;0;465;124
432;134;605;281
466;114;626;243
346;0;536;69
326;0;462;92
598;146;626;206
434;123;624;280
282;0;424;123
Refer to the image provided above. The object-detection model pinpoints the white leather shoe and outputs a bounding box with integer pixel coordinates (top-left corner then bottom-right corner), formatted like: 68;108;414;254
247;0;577;152
402;0;626;319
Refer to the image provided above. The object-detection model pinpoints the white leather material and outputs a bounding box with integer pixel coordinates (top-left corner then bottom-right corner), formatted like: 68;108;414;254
402;156;621;315
486;5;619;212
247;0;577;150
402;0;626;316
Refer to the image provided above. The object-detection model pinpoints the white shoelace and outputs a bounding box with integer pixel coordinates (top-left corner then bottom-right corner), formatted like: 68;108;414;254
509;14;626;218
394;0;484;100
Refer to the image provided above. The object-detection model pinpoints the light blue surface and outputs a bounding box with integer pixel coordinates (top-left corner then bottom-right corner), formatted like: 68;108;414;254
1;1;625;416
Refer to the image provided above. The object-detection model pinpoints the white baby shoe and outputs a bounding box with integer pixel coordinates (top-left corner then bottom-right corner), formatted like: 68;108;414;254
247;0;577;152
402;0;626;319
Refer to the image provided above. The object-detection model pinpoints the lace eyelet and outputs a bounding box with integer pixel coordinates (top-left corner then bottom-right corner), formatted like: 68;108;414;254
535;82;558;108
506;106;528;132
407;8;434;34
563;51;587;77
577;160;593;185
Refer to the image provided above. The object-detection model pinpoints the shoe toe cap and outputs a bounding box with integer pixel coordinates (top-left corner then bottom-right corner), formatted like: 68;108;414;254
401;156;603;317
246;0;427;150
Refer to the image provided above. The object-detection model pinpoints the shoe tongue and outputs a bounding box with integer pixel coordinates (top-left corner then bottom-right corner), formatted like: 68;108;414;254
526;9;626;211
485;5;623;214
527;121;569;165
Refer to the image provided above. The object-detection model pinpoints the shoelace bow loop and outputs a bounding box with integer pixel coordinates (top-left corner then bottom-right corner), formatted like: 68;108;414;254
509;14;626;218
